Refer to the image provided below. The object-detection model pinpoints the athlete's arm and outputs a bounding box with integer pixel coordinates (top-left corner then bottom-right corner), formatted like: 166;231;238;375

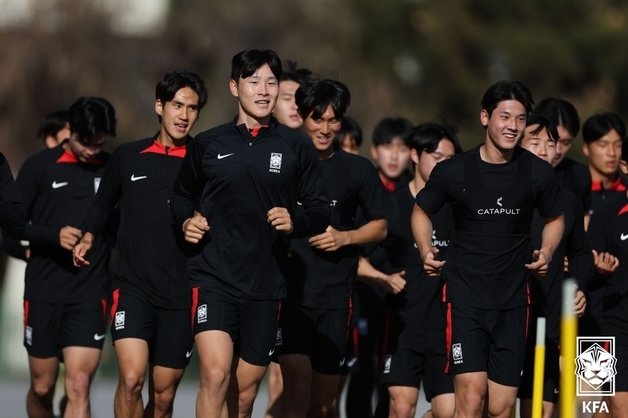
309;218;386;252
171;139;206;233
411;204;445;277
525;214;564;277
356;255;406;294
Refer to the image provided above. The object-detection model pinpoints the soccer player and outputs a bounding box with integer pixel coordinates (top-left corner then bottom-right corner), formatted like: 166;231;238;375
516;114;593;418
412;81;564;418
535;98;591;211
17;96;116;418
170;49;330;418
587;139;628;418
334;116;363;155
276;78;387;418
361;122;461;418
72;71;208;418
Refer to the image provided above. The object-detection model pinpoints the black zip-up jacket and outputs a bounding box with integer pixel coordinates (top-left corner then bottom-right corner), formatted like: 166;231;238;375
171;118;330;300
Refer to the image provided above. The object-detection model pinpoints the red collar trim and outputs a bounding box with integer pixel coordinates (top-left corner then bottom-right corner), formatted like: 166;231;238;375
591;177;626;192
56;150;104;165
140;140;186;158
380;174;396;192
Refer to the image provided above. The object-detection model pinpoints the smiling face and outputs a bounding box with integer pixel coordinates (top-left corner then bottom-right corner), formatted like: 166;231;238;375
303;104;341;159
272;80;302;128
230;63;279;128
481;99;527;154
155;86;200;145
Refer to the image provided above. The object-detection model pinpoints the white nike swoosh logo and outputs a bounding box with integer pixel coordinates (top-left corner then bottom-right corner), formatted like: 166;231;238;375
185;350;193;358
93;333;105;341
217;153;234;160
131;175;147;182
268;348;275;356
52;181;68;189
621;234;628;241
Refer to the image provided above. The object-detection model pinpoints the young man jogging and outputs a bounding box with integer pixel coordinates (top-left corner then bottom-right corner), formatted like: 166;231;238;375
72;70;208;418
17;96;116;418
170;49;330;418
412;81;564;418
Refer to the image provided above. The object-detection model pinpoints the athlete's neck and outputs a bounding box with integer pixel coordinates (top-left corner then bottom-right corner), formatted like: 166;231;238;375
480;142;513;164
237;113;271;130
157;129;186;148
409;171;426;196
590;168;619;189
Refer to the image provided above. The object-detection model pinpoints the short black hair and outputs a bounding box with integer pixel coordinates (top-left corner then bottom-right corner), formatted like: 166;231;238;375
37;110;69;143
535;97;580;138
281;60;312;85
68;97;116;142
334;116;363;148
481;80;534;117
525;113;559;142
408;122;462;155
295;79;351;120
156;70;208;110
582;112;626;144
231;49;282;81
372;117;413;147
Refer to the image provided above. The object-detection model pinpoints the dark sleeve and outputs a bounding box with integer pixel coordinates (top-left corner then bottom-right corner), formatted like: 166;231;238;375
82;148;122;234
16;155;59;245
415;161;449;216
563;191;595;290
534;161;562;219
0;153;25;239
357;158;386;221
291;141;330;238
171;137;205;229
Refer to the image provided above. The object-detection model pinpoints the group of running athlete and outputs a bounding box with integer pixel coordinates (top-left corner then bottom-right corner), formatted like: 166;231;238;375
1;47;628;418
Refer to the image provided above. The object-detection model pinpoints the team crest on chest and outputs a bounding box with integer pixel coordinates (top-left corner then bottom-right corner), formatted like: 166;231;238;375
269;153;282;173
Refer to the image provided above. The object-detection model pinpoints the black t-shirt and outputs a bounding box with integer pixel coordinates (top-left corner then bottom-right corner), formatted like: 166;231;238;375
170;118;330;301
16;145;110;303
83;138;192;308
416;146;561;309
284;150;386;308
383;183;453;331
587;193;628;322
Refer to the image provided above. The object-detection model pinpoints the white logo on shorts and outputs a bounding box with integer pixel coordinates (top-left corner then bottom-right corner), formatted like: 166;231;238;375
197;304;208;324
115;311;126;330
186;349;193;358
25;326;33;346
275;327;283;347
383;355;392;374
452;343;463;364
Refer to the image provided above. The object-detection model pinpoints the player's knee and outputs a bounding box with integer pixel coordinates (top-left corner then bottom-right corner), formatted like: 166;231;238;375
119;371;145;397
390;399;416;418
65;370;92;399
457;388;484;414
30;380;55;399
153;388;176;414
200;366;230;392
